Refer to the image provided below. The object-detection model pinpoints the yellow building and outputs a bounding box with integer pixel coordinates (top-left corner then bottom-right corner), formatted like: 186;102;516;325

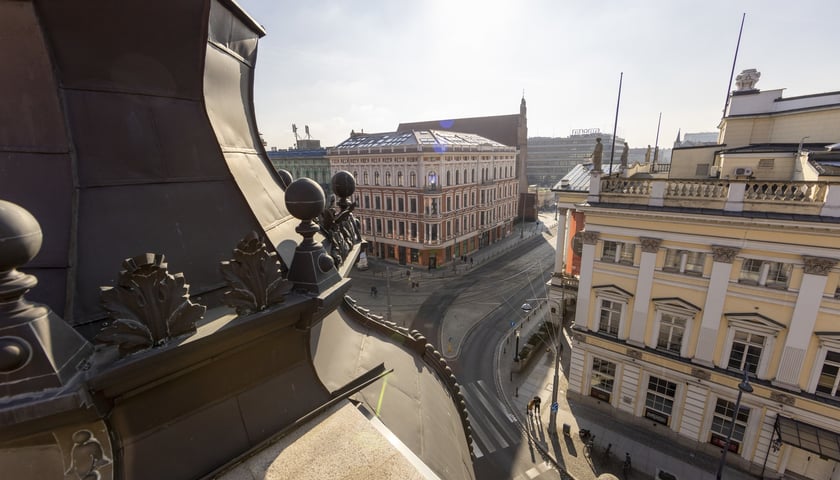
561;71;840;479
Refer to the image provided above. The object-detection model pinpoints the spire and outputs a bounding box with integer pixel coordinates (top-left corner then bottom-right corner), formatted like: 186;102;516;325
520;91;526;114
675;128;681;146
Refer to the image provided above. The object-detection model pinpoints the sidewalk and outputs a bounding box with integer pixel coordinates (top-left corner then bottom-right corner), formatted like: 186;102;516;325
498;309;759;480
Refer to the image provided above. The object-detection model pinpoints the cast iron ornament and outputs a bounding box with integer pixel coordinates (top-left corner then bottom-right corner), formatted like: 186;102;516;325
220;231;291;315
96;254;206;356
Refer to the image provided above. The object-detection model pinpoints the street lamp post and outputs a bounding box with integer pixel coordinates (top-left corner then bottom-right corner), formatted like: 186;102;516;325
513;329;520;362
716;370;753;480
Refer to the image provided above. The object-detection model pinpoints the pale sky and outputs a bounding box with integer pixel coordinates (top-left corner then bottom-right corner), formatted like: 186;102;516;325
238;0;840;151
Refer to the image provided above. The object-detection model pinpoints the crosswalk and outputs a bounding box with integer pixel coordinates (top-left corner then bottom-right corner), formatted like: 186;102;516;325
461;379;522;458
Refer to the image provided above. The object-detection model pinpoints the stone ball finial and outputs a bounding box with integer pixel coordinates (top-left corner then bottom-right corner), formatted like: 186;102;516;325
285;178;325;221
0;200;43;270
276;169;293;191
331;170;356;198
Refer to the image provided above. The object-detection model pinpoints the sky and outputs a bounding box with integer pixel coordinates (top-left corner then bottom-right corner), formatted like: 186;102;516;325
237;0;840;151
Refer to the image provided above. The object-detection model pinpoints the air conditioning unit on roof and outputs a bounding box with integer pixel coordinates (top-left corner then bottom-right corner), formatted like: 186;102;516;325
734;167;753;176
708;165;720;177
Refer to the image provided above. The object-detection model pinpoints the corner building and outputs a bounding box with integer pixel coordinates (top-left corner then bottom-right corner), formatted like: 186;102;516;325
329;130;519;268
564;72;840;479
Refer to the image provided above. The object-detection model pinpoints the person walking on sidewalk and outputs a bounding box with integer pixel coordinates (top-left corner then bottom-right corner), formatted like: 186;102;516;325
533;396;541;415
527;398;535;416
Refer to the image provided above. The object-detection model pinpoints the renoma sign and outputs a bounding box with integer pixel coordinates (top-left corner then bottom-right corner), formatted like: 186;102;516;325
571;128;601;136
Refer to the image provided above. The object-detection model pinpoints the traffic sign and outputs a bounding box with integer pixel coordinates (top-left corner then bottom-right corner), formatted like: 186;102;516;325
551;402;559;413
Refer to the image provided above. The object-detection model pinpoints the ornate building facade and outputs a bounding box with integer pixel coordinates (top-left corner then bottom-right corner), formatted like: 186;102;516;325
555;71;840;479
329;130;519;268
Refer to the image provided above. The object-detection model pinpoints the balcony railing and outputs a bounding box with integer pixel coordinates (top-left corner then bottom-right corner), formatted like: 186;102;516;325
591;177;840;218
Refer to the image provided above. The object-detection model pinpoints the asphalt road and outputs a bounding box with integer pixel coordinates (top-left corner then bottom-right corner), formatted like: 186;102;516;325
410;236;559;480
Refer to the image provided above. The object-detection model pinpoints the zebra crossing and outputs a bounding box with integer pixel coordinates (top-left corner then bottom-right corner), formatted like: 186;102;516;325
461;379;522;458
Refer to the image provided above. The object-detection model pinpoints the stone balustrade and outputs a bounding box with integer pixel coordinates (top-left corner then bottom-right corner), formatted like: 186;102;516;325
593;176;840;217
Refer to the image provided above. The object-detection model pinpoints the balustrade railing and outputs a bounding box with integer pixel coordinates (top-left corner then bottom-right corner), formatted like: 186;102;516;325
601;178;651;196
743;181;826;203
596;178;835;215
665;180;727;199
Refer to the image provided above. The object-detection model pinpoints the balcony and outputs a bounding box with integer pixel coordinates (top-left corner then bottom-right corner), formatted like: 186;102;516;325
592;178;840;218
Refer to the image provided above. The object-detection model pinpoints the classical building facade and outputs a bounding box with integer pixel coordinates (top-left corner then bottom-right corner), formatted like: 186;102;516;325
267;139;331;194
554;72;840;479
329;130;519;268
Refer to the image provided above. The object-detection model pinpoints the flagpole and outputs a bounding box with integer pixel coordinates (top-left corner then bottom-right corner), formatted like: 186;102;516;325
608;72;623;175
653;112;662;165
723;13;746;115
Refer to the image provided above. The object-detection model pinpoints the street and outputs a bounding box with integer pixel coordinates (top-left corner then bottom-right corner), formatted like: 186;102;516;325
413;234;561;480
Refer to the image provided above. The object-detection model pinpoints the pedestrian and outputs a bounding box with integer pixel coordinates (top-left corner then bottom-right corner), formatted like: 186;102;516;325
527;399;535;415
370;286;378;297
533;396;541;415
470;257;474;266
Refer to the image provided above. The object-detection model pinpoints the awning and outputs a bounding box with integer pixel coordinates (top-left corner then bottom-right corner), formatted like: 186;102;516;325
777;415;840;462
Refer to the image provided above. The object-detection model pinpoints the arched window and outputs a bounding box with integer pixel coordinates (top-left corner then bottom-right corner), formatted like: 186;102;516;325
374;171;380;185
363;172;369;185
472;169;475;182
428;171;438;187
410;171;417;187
446;171;451;186
385;171;391;186
397;171;404;186
455;170;460;185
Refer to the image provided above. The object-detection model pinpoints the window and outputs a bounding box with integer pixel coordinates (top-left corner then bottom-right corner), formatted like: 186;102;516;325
386;220;393;235
695;163;710;176
722;314;781;379
410;172;416;187
397;198;404;212
590;357;616;402
409;198;417;213
727;331;764;374
428;172;437;188
598;300;622;336
602;240;635;265
374;196;381;210
385;198;392;211
363;172;369;185
710;398;750;453
385;171;391;186
657;314;686;355
363;196;370;209
663;249;705;276
397;171;404;186
816;350;840;398
739;259;792;289
645;377;677;425
374;171;380;185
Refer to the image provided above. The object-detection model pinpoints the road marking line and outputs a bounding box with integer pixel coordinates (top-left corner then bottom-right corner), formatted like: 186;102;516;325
462;383;509;450
471;440;484;458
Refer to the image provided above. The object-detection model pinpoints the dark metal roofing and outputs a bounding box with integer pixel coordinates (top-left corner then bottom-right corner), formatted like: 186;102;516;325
398;113;522;148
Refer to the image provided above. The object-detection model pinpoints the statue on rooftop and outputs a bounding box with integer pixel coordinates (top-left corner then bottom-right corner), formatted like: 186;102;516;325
620;142;629;169
592;137;603;172
645;145;651;164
